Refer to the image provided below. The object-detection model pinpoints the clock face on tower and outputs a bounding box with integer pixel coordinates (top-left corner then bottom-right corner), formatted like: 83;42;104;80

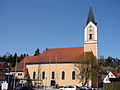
88;29;92;32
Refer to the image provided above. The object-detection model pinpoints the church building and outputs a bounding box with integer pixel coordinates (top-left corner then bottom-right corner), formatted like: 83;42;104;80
14;3;98;87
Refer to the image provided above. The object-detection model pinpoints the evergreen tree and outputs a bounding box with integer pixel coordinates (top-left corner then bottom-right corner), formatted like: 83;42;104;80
12;53;17;67
34;48;40;56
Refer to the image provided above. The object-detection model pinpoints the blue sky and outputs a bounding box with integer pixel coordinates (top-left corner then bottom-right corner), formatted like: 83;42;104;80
0;0;120;59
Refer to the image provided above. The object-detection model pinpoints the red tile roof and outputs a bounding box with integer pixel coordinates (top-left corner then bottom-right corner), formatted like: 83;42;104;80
0;64;5;70
16;47;84;71
112;72;120;78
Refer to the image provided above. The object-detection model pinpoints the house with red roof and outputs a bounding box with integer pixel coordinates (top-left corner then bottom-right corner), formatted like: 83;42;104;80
103;71;120;83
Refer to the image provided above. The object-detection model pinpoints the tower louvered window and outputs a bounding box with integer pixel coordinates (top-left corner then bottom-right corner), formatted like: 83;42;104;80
89;34;93;39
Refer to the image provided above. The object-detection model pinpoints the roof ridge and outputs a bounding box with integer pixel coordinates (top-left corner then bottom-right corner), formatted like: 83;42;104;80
46;47;84;50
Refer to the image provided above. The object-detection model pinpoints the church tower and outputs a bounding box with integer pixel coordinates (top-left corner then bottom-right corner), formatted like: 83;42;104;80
84;5;98;58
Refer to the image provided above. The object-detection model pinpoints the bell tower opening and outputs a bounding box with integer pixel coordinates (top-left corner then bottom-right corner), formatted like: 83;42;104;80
89;34;93;40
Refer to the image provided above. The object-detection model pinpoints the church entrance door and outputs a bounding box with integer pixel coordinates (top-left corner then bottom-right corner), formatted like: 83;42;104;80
51;80;56;86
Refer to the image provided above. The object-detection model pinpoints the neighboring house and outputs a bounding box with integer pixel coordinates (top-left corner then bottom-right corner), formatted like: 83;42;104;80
103;71;120;83
11;60;29;85
13;3;99;87
11;61;26;79
0;63;10;82
0;64;6;81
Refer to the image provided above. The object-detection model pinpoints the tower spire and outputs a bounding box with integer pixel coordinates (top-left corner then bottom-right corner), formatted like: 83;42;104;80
84;0;98;59
86;0;96;25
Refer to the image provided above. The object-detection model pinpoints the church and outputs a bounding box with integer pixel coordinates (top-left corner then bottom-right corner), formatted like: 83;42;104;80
14;3;98;87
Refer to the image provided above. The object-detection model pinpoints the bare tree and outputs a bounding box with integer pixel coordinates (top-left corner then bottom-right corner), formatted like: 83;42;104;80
74;52;97;87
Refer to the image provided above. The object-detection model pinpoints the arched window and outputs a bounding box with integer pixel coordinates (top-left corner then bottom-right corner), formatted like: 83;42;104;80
51;71;55;79
89;34;93;39
33;71;36;79
61;71;65;80
42;71;45;80
72;71;76;80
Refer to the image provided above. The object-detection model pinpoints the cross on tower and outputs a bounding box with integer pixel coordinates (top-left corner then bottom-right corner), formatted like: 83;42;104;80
90;0;92;6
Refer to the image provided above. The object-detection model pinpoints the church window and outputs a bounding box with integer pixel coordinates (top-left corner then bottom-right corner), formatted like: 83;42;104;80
89;34;93;39
61;71;65;80
33;71;36;79
51;71;55;79
42;71;45;80
72;71;76;80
